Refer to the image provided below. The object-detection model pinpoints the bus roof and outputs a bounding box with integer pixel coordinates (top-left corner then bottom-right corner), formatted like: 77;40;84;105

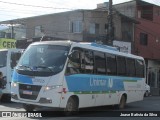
30;41;144;60
72;42;144;60
31;40;72;47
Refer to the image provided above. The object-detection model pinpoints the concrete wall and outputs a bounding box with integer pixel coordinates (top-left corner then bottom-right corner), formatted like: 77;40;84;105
25;11;83;40
0;8;127;44
114;1;137;18
21;10;108;42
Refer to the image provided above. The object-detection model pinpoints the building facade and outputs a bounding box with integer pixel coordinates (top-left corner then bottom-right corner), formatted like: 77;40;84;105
0;7;136;45
0;10;109;43
96;2;138;52
114;0;160;95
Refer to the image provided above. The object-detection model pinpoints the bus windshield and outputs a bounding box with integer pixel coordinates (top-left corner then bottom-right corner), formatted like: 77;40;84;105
0;51;7;68
16;44;69;76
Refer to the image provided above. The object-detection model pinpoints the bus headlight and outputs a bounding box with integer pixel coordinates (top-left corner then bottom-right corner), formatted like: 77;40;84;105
44;85;61;91
11;82;17;87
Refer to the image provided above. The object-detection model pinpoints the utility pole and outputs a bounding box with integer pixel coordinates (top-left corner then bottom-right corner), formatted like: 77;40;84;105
107;0;114;46
10;21;14;39
11;25;14;39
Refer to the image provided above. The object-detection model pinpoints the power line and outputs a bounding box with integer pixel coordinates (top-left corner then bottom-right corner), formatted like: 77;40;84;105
0;7;54;14
0;0;74;10
0;9;40;15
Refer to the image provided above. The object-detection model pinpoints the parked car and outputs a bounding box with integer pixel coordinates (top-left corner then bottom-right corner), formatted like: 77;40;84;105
144;84;151;97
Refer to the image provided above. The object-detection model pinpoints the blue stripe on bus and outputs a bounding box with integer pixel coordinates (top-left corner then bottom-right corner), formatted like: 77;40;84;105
65;74;142;92
12;70;33;84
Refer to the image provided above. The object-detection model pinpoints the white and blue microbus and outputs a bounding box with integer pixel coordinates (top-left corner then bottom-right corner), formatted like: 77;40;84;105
11;41;146;112
0;49;22;101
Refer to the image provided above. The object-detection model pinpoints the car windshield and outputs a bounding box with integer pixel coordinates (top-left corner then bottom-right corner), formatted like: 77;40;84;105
17;44;69;75
0;51;7;68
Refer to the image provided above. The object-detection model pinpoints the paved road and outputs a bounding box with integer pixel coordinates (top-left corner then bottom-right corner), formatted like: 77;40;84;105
0;96;160;120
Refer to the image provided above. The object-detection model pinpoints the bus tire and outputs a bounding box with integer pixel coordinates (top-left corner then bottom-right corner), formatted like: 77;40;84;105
23;104;35;111
64;96;79;116
0;94;11;102
118;95;126;109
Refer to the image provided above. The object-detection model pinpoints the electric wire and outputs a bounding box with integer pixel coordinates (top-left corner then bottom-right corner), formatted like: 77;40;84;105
0;1;73;10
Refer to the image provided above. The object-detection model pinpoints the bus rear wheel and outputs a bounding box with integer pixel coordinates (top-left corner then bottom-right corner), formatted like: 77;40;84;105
118;95;126;109
64;97;79;115
23;104;35;111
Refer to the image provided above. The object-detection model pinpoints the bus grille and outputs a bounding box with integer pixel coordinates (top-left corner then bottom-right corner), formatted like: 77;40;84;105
19;84;41;100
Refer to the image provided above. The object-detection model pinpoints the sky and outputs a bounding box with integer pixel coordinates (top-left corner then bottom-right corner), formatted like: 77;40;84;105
0;0;160;29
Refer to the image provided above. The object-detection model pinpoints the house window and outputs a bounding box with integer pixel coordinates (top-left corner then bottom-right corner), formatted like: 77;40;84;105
35;25;44;37
141;7;153;21
140;33;148;45
138;10;141;18
14;25;27;39
89;23;99;34
155;10;160;16
71;21;82;33
121;22;132;41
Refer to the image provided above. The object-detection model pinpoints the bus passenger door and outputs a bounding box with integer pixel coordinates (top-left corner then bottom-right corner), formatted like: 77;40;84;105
66;48;96;108
6;50;22;91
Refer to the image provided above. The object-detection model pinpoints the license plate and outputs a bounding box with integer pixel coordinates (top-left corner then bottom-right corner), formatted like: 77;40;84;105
23;90;32;95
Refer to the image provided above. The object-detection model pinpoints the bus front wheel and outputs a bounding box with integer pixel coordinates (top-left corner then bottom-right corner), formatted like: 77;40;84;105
23;104;35;111
118;95;126;109
64;96;79;115
0;94;11;102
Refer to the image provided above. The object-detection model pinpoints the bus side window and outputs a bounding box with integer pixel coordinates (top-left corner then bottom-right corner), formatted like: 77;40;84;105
94;51;106;75
126;58;136;77
135;59;144;78
0;51;7;67
106;54;117;75
66;48;81;74
84;50;94;74
117;56;126;76
11;52;21;69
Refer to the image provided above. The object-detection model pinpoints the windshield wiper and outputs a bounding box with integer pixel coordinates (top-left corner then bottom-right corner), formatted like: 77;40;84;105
18;65;33;71
35;66;54;72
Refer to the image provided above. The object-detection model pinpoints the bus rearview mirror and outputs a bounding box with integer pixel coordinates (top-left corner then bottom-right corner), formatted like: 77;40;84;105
68;50;80;62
